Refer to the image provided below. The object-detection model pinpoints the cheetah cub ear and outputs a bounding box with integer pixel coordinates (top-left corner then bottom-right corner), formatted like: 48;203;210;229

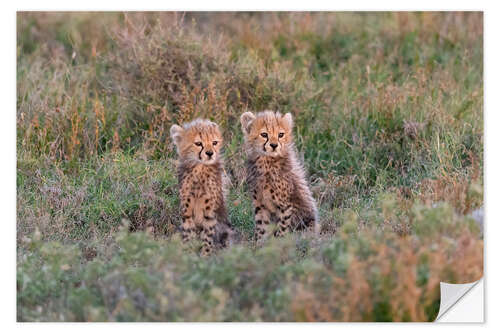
282;112;294;129
240;111;256;135
170;124;184;147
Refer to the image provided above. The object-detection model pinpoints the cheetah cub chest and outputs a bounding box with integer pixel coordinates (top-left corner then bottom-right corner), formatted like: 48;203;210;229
253;156;293;212
181;164;221;226
240;110;318;242
170;119;231;256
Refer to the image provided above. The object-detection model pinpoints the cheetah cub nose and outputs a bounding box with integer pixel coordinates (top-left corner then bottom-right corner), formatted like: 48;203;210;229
206;150;214;157
270;143;278;150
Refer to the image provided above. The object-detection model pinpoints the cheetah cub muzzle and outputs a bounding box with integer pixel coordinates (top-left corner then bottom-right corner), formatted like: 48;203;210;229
240;111;318;243
170;119;232;256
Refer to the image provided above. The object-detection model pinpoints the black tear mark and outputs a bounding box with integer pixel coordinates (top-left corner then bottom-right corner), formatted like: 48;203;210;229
263;136;269;152
198;142;204;160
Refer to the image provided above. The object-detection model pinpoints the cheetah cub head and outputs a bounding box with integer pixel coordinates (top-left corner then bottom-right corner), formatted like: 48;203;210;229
240;110;294;158
170;119;223;165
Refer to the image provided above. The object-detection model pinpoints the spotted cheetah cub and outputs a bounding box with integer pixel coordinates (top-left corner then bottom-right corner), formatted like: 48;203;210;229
170;119;232;256
240;111;318;242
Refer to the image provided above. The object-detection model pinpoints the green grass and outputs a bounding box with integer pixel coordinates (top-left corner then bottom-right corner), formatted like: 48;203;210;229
17;12;483;321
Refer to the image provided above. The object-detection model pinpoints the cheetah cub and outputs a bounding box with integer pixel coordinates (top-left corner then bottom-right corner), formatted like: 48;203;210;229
170;119;232;256
240;111;318;242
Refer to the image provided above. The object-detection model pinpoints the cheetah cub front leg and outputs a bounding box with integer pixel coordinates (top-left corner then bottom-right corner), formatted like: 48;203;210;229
253;194;272;243
200;197;218;256
180;194;196;243
274;203;294;237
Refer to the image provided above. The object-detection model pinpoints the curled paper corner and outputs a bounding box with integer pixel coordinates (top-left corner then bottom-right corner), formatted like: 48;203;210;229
435;278;483;322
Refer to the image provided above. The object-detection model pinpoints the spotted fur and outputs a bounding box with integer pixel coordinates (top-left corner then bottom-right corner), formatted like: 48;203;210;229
170;119;232;256
240;111;318;242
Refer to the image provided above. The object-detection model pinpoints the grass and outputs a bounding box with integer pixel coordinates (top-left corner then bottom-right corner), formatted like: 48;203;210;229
17;12;483;321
